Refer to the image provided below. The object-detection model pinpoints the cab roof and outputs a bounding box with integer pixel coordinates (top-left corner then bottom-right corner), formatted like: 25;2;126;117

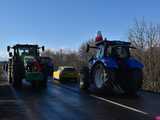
95;40;131;46
13;44;39;48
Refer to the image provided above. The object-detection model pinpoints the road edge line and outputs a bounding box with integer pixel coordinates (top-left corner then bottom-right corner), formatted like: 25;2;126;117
90;94;149;115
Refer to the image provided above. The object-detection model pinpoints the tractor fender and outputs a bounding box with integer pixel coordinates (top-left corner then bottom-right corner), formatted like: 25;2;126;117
90;58;117;83
101;57;118;70
126;57;144;69
91;57;118;71
90;60;104;83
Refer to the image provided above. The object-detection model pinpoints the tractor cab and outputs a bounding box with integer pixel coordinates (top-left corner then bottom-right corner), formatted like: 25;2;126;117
87;31;134;60
95;40;133;59
7;44;44;58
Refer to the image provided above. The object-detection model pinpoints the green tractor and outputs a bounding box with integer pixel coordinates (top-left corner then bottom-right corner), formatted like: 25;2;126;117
7;44;53;89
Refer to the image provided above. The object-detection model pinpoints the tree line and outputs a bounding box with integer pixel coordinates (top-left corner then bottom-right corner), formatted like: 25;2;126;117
42;20;160;92
128;19;160;92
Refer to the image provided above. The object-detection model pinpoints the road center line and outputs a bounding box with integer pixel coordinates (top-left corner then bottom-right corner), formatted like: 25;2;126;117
90;94;148;115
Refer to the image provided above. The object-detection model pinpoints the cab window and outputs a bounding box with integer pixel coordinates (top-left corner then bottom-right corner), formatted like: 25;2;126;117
111;46;130;58
96;45;104;58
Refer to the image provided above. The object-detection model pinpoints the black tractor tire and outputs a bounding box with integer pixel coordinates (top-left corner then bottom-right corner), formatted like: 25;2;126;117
79;66;90;90
43;71;48;87
120;69;143;95
12;67;22;89
31;81;40;89
40;65;48;88
32;76;48;89
8;73;12;84
91;63;114;93
41;80;47;88
12;59;25;89
41;75;48;88
8;61;12;84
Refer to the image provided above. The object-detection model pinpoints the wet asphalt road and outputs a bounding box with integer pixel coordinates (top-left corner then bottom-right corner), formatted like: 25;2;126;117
0;79;159;120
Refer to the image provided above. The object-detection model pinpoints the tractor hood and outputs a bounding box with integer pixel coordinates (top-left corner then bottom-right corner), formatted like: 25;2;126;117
126;57;144;69
102;57;118;69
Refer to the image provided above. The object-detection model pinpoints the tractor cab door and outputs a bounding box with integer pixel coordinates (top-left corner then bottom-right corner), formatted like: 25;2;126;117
89;45;105;68
95;45;105;59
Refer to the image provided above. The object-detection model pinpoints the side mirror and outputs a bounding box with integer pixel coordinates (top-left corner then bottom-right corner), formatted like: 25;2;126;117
7;46;10;52
42;46;45;51
9;52;12;57
86;44;90;52
86;44;99;52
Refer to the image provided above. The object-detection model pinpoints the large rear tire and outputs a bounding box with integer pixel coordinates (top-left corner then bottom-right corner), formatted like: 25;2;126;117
12;67;22;89
120;69;143;95
32;79;47;89
12;59;24;89
8;60;12;84
41;75;48;88
32;74;48;89
41;64;48;88
79;66;90;90
31;81;40;89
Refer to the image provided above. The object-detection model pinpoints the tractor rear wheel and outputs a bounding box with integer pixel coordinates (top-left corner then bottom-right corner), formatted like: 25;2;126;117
12;63;22;89
41;76;48;88
32;77;47;89
8;61;12;84
79;66;90;90
92;63;114;93
31;81;40;88
120;69;143;95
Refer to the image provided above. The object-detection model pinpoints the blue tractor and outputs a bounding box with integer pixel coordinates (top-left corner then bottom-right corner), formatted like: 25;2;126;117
79;40;144;94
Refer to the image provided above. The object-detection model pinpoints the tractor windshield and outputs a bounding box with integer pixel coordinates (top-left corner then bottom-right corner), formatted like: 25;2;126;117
18;48;29;56
17;47;38;56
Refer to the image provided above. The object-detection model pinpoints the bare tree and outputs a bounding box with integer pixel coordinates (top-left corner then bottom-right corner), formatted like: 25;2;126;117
42;49;81;70
128;19;160;92
78;38;96;66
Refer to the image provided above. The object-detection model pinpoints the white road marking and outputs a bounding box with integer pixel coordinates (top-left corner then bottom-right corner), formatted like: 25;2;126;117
90;94;148;115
